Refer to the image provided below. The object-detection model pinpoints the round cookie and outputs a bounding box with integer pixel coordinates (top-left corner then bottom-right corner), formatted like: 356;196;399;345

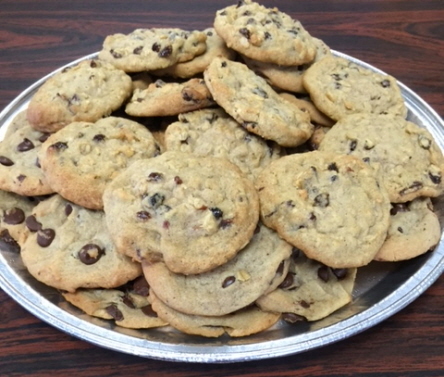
103;150;259;275
125;78;215;117
0;188;36;250
242;37;331;93
256;248;357;322
151;28;237;78
62;277;167;329
303;55;407;121
98;28;207;72
374;198;441;262
204;57;313;147
318;113;444;203
38;116;161;209
20;195;142;292
214;0;317;66
142;223;292;316
150;291;280;338
255;150;391;268
27;59;132;133
164;108;284;180
0;112;54;196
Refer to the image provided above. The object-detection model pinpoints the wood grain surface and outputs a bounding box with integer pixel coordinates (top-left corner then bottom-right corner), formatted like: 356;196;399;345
1;1;443;376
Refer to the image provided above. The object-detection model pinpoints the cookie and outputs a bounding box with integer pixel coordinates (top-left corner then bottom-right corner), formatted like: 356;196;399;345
151;28;237;78
374;198;441;262
256;248;357;322
256;151;391;268
303;55;407;121
0;112;54;196
214;0;317;66
98;28;207;72
204;57;313;147
150;291;280;338
142;223;292;316
164;108;284;180
318;113;444;203
38;116;160;209
0;188;36;250
62;276;167;329
125;78;215;117
20;195;142;292
242;37;331;93
103;150;259;275
27;59;132;133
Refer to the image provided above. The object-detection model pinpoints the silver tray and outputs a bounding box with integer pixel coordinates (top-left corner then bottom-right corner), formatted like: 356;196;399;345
1;51;443;363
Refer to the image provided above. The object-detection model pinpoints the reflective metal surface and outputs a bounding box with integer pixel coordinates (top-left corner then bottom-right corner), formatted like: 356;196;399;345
0;51;443;363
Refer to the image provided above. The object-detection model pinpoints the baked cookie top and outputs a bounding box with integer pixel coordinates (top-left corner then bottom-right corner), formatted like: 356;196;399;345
318;113;444;203
374;198;441;262
142;223;292;316
214;0;317;66
303;55;408;121
98;28;207;72
204;57;313;147
150;291;280;338
151;28;237;79
125;78;214;117
20;195;142;292
103;150;260;275
27;59;132;133
242;37;331;94
164;108;284;180
0;112;53;196
256;248;357;322
38;116;160;209
256;151;391;268
62;277;167;329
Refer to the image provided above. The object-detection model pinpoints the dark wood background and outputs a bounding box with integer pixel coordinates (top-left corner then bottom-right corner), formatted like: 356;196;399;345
1;1;443;376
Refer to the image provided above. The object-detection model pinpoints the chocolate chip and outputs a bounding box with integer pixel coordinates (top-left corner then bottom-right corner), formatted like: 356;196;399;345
132;276;150;296
90;60;98;68
399;181;423;196
78;243;105;265
136;211;151;220
317;265;330;282
220;219;233;229
314;193;330;207
174;176;183;184
17;138;35;152
390;203;409;216
25;215;42;232
0;156;14;166
331;268;347;280
279;272;295;289
381;79;391;88
149;193;165;208
92;134;105;142
327;162;338;172
152;42;161;52
239;28;251;39
210;207;223;219
222;276;236;288
300;300;310;308
49;141;68;151
3;207;25;225
106;304;124;321
158;45;173;58
236;0;246;7
264;31;272;40
65;204;73;216
38;133;51;143
141;305;158;317
110;49;123;59
122;294;135;309
221;61;227;68
17;174;26;182
429;171;441;184
349;139;357;152
37;228;56;247
252;87;269;99
291;247;301;261
282;312;305;324
397;226;404;233
148;172;163;182
133;46;143;54
0;229;20;253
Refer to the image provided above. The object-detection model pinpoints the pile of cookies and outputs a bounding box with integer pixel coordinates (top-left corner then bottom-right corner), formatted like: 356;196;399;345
1;0;443;338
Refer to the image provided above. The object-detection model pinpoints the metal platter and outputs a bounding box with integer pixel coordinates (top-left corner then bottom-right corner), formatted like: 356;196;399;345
0;51;443;363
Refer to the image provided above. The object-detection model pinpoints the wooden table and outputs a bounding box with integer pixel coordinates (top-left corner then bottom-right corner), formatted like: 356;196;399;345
1;1;443;375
